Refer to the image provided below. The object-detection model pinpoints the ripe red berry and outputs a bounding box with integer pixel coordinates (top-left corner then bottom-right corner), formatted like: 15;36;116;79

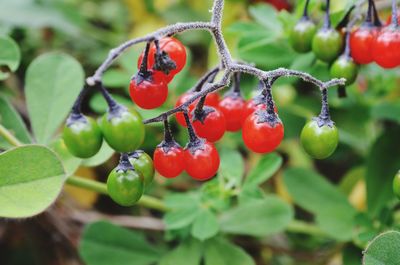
138;37;187;82
218;94;245;132
129;71;168;109
242;111;284;153
372;26;400;68
153;143;185;178
192;106;226;142
184;140;220;181
350;26;379;64
175;92;220;127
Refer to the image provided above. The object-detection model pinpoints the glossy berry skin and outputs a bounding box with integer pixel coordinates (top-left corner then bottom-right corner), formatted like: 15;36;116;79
330;56;359;85
312;28;343;63
184;141;220;181
129;71;168;109
129;151;155;187
63;116;103;158
107;168;144;206
100;108;145;153
242;96;278;124
289;18;317;53
175;92;220;127
393;171;400;200
153;144;185;178
300;120;339;159
372;26;400;69
138;37;187;81
218;95;246;132
350;26;379;64
192;107;226;142
242;111;284;153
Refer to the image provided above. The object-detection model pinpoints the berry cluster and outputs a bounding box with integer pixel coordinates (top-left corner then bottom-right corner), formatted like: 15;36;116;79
290;0;400;89
62;0;345;206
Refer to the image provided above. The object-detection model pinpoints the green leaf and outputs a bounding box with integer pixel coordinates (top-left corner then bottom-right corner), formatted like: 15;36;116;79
371;102;400;124
0;145;65;218
218;148;244;187
164;192;202;230
204;238;255;265
248;4;282;36
0;36;20;80
219;196;293;237
50;139;81;176
283;168;357;240
363;231;400;265
81;141;114;167
25;52;84;144
244;152;282;187
0;96;32;149
366;127;400;217
79;221;161;265
159;239;203;265
102;69;131;88
191;209;219;241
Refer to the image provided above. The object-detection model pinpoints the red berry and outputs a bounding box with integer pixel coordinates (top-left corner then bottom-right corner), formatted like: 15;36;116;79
175;92;221;127
242;99;267;124
138;37;187;82
242;111;284;154
184;140;220;181
372;26;400;69
218;95;246;132
153;144;185;178
192;107;226;142
129;71;168;109
350;26;379;64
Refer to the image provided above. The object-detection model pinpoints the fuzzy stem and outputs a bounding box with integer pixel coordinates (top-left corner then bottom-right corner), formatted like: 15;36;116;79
365;0;373;24
0;124;22;147
303;0;311;18
66;176;168;211
392;0;399;27
194;95;207;115
193;67;220;92
163;117;174;143
232;72;241;94
319;88;331;121
99;83;120;112
262;79;277;115
183;111;199;143
139;42;151;74
371;0;382;26
324;0;331;29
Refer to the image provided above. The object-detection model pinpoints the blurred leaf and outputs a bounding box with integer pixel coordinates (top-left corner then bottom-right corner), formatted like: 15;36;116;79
25;52;84;144
204;238;255;265
103;69;131;88
366;126;400;217
371;102;400;124
164;192;201;230
0;36;20;80
219;196;293;237
362;231;400;265
248;4;282;37
283;168;357;240
81;141;114;167
159;239;203;265
342;244;363;265
49;139;81;176
339;167;365;195
227;22;268;37
191;209;219;241
79;221;161;265
0;145;65;218
89;92;133;114
218;148;244;187
243;152;282;188
0;96;31;149
238;186;266;205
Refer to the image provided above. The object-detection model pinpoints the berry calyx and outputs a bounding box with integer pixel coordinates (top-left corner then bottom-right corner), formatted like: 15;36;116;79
192;105;226;142
129;70;168;109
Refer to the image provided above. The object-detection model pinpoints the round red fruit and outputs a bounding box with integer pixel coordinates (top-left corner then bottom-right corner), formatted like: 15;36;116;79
153;144;185;178
129;71;168;109
242;99;267;124
192;107;226;142
372;26;400;68
350;26;379;64
184;140;220;181
218;95;245;132
242;111;284;153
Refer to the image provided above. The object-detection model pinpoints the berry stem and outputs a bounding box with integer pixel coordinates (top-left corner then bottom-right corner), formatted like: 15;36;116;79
319;88;332;122
193;66;220;92
365;0;373;24
392;0;399;28
70;87;87;117
323;0;331;29
194;95;207;115
232;72;241;95
163;117;174;143
344;31;351;58
302;0;311;19
117;153;135;172
98;83;123;114
139;42;151;74
371;0;382;26
0;124;22;147
262;79;277;115
183;111;199;144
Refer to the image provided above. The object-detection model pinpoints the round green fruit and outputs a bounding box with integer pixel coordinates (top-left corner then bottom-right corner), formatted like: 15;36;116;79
290;18;317;53
300;119;339;159
129;151;155;187
63;116;103;158
330;55;359;85
312;28;343;63
100;107;145;153
107;168;144;206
